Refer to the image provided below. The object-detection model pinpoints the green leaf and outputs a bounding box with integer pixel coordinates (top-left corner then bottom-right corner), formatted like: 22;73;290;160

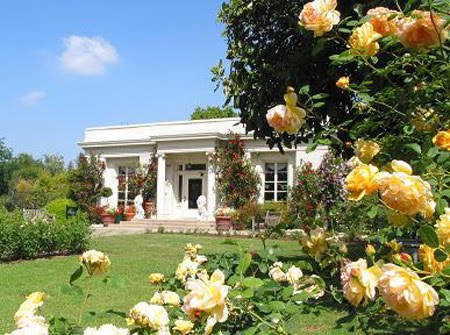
268;301;285;312
242;288;254;298
367;205;378;219
405;143;421;154
105;309;127;318
306;142;318;154
237;253;252;275
242;277;264;288
292;291;310;302
244;327;258;335
434;248;448;262
420;225;440;248
69;266;83;285
403;125;414;135
437;198;449;215
295;260;313;272
227;274;240;286
298;85;310;95
311;93;330;100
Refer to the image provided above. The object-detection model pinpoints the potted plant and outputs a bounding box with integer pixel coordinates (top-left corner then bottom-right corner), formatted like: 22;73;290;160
214;206;235;231
123;206;136;221
114;205;124;223
101;207;116;226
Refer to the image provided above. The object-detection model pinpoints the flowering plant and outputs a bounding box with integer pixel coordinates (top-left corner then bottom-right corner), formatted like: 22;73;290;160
214;206;235;217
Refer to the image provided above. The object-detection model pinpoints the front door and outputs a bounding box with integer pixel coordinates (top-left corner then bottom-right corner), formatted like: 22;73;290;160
188;178;203;209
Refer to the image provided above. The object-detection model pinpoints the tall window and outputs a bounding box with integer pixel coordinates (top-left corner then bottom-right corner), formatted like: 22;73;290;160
264;163;288;202
117;166;136;207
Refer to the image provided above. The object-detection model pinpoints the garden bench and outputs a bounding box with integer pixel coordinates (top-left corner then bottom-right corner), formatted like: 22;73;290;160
252;211;281;232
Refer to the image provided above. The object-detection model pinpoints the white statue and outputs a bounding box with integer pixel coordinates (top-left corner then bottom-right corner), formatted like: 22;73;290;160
196;195;208;220
133;191;145;220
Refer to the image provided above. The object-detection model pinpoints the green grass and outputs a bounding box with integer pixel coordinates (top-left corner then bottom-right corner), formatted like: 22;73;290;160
0;234;351;334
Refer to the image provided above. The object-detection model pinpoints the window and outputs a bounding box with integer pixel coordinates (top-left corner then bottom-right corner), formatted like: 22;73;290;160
185;163;206;171
264;163;288;202
117;166;136;207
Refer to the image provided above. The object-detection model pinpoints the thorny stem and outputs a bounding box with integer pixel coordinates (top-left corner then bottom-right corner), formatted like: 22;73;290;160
244;305;288;335
427;0;447;61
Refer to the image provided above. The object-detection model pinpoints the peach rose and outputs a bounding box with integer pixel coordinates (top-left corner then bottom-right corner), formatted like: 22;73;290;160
345;163;379;201
366;7;400;36
354;139;380;164
419;244;449;274
379;263;439;320
397;10;448;49
349;22;382;56
435;208;450;248
266;87;307;135
298;0;340;37
341;259;382;307
432;129;450;151
300;227;328;261
375;161;435;218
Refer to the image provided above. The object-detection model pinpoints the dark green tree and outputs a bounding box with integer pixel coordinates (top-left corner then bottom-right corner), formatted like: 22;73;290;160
190;106;237;120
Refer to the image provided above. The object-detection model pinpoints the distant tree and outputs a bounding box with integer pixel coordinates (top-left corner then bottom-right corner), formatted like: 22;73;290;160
42;154;65;175
0;139;13;195
190;106;237;120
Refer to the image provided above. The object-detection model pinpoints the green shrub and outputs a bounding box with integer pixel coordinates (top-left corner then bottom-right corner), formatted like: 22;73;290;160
44;198;77;222
0;207;90;261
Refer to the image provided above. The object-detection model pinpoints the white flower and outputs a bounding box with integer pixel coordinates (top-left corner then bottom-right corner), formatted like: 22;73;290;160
269;263;287;282
286;266;303;285
6;324;48;335
84;324;129;335
127;302;170;334
176;258;200;282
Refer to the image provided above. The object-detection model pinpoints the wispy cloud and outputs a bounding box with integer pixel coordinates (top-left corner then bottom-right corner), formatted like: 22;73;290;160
59;35;118;75
20;90;47;106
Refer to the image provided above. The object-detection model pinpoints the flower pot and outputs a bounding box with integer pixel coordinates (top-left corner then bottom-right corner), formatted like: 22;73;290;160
124;212;135;221
144;201;154;217
215;216;232;231
101;214;115;226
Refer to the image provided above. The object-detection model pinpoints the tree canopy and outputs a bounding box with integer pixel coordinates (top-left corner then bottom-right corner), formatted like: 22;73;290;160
190;106;237;120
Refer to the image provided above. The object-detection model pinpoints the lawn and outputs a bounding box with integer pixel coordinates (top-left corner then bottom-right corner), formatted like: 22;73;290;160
0;233;352;335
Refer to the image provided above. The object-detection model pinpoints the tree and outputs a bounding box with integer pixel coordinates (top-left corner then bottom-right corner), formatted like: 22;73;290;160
42;154;65;176
213;0;383;151
190;106;237;120
0;139;13;195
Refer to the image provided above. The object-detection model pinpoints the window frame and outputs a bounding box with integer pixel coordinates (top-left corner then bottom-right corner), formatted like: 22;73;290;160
264;162;288;202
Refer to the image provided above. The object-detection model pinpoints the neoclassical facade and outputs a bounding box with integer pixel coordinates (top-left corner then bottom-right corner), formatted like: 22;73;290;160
79;117;327;219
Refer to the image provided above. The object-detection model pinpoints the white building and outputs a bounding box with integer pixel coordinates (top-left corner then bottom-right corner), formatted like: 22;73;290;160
79;117;327;219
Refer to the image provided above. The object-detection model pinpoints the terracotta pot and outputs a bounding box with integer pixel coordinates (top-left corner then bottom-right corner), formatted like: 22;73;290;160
124;212;135;221
101;214;115;226
215;216;232;231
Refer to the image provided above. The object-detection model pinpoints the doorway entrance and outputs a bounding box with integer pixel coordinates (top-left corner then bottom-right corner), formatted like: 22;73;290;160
188;178;203;209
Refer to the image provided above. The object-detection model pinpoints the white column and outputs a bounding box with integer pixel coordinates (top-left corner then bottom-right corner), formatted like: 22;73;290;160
156;153;166;217
206;153;216;217
287;154;295;189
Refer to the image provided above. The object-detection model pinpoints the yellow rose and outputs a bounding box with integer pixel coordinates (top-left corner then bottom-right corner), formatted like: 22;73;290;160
80;250;111;275
345;163;379;201
386;239;402;253
84;324;129;335
14;292;47;329
182;269;229;324
419;244;449;274
390;160;412;175
336;76;350;89
349;22;382;56
376;167;435;217
354;139;380;164
300;227;328;261
150;292;164;305
341;259;382;307
266;88;307;135
173;320;194;335
397;10;448;50
436;208;450;248
379;264;439;320
149;273;165;285
432;129;450;151
366;7;400;36
365;244;376;257
161;291;181;307
127;302;170;333
269;262;287;283
298;0;340;37
175;258;200;282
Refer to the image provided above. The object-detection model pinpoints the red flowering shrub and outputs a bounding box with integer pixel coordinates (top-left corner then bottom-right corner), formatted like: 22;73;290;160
212;133;260;209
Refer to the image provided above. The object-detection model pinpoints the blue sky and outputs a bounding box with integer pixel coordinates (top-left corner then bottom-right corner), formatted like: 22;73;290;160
0;1;227;162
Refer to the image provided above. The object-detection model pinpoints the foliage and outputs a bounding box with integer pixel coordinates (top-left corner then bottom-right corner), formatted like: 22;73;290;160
190;106;237;120
68;154;106;224
0;207;90;261
44;198;78;222
212;133;261;209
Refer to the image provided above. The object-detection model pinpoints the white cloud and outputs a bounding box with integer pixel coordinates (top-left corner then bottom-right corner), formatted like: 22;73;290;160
20;90;47;106
59;35;118;75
